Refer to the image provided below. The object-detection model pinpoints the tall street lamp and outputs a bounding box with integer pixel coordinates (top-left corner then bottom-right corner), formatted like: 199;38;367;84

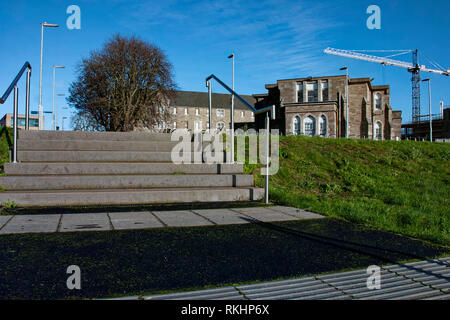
39;22;59;130
52;66;65;130
228;53;235;163
340;67;349;138
422;78;432;142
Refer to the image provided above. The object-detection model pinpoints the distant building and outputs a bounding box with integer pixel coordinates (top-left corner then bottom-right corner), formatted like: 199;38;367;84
0;114;42;130
254;75;403;140
402;107;450;141
156;91;256;132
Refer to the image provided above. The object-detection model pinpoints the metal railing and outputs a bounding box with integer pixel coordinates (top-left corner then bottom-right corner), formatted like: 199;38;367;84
0;62;32;163
205;74;276;204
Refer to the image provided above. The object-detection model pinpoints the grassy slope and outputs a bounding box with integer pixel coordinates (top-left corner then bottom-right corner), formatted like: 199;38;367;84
0;127;12;175
246;136;449;245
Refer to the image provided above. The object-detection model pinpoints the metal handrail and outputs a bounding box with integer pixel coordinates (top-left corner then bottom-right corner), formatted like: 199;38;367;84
0;62;32;162
206;74;276;119
205;74;276;204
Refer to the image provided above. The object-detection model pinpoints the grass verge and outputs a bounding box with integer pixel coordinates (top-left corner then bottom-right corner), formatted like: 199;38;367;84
243;135;449;245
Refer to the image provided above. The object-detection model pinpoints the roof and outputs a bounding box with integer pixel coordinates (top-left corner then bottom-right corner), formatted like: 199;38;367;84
170;91;256;110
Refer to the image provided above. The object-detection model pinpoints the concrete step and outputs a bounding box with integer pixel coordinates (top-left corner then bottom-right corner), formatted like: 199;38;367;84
18;130;179;142
17;140;223;152
17;140;180;152
18;151;231;162
0;174;254;190
4;162;243;175
0;187;264;207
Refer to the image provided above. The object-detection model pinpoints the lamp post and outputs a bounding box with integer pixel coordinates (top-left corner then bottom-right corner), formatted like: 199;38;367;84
422;78;432;142
39;22;59;130
228;53;235;163
340;67;349;138
52;66;65;130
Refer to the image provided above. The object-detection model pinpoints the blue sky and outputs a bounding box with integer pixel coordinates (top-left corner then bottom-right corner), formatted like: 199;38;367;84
0;0;449;129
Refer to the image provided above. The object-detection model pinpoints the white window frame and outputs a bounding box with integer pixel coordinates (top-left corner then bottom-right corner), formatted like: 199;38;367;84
375;121;383;140
293;116;301;135
374;93;382;110
306;82;318;102
319;115;327;137
216;109;225;118
304;116;316;137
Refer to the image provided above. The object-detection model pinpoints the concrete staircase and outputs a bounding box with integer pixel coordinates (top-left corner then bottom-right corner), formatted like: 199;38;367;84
0;131;263;207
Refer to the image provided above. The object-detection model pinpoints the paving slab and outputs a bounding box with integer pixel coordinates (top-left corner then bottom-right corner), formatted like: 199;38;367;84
60;213;111;232
192;208;250;225
269;206;325;220
0;216;11;229
108;211;164;230
152;210;213;227
0;214;60;234
231;207;297;222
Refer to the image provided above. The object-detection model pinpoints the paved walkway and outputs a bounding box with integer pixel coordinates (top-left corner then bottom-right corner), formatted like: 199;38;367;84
0;206;324;235
123;257;449;300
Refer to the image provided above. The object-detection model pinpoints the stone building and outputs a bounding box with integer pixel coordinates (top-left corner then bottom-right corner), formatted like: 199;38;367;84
159;91;256;132
254;75;403;140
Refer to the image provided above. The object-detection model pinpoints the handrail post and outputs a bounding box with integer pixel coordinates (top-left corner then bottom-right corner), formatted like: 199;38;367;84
13;86;19;163
207;80;212;133
264;112;270;204
25;68;31;130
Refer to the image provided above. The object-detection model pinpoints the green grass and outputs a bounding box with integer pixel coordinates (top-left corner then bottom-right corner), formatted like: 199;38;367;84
243;136;450;245
0;127;12;173
0;219;447;299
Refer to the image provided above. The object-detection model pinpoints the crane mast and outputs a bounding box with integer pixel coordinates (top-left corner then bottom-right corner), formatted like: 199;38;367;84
410;50;421;123
324;47;449;123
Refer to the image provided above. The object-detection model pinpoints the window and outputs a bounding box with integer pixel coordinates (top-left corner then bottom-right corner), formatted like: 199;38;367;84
293;116;301;135
184;108;188;115
307;82;318;102
319;115;327;137
304;116;316;136
173;122;177;129
194;121;202;131
216;122;225;131
173;107;177;115
374;93;382;110
11;118;27;127
216;109;225;117
195;108;199;116
321;81;328;102
297;84;303;103
241;111;244;118
375;122;382;140
29;119;39;127
184;121;189;129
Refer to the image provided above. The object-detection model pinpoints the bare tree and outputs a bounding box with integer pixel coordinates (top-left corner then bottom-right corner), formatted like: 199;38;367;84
71;111;101;131
67;34;176;131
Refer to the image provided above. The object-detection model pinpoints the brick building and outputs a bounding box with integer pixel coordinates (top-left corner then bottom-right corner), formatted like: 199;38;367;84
159;91;256;132
254;75;403;140
0;113;41;131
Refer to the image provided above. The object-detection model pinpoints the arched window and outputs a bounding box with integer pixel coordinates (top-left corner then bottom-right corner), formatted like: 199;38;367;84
319;115;327;137
374;93;382;110
304;116;316;136
375;121;382;140
293;116;301;135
